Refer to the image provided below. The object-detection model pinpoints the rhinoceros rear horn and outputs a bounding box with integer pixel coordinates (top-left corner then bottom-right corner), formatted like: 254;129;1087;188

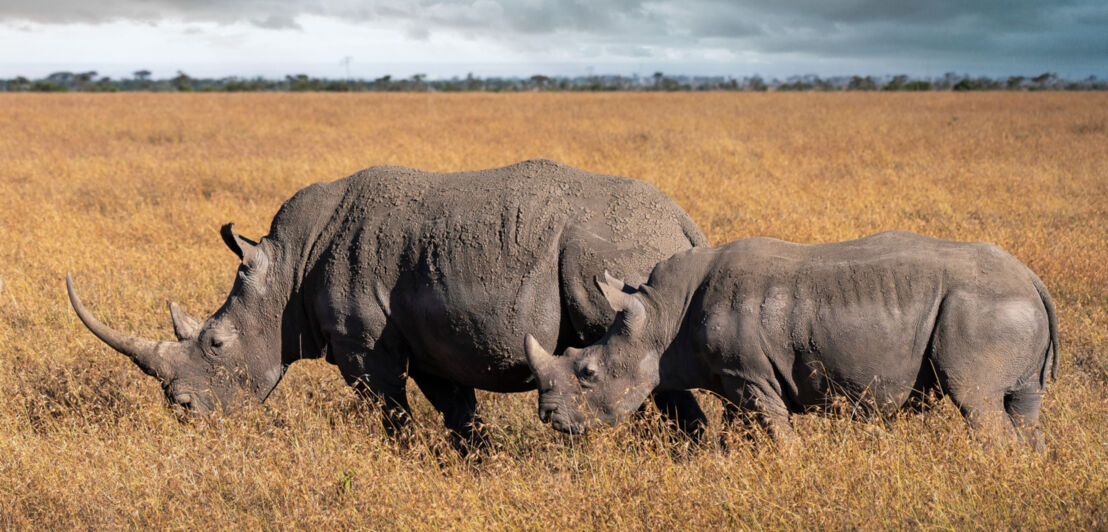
66;274;178;381
220;223;258;262
169;302;202;340
524;334;555;375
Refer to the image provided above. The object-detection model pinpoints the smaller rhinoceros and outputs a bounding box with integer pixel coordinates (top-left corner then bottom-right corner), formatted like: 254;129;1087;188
525;230;1058;448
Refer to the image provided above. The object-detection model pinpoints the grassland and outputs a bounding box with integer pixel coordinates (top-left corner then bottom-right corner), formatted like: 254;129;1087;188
0;92;1105;529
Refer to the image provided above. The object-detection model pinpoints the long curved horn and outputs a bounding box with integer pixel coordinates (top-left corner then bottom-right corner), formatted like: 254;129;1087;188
66;274;177;380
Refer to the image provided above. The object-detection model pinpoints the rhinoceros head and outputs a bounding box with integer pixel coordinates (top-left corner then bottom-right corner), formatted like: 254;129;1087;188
525;271;661;434
67;224;287;414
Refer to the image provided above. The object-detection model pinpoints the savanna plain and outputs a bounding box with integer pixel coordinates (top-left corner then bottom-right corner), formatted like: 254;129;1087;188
0;92;1105;529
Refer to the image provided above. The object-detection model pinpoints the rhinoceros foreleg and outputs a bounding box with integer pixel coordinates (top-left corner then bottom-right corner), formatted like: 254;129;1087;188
651;391;708;442
719;400;751;450
721;376;798;445
410;369;492;456
332;337;412;441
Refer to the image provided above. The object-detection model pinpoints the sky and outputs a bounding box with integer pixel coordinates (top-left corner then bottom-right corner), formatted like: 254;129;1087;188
1;0;1106;80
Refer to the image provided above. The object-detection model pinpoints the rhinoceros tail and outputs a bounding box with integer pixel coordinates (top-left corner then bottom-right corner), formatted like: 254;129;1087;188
1031;274;1059;389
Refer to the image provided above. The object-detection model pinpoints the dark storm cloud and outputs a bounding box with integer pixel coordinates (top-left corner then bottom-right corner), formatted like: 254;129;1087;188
2;0;1105;70
745;2;1108;67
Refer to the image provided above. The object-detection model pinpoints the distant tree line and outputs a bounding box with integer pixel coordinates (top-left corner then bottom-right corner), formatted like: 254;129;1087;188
1;70;1105;92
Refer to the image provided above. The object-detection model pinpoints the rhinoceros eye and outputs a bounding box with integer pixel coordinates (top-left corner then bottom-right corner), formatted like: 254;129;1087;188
577;363;598;384
203;333;227;357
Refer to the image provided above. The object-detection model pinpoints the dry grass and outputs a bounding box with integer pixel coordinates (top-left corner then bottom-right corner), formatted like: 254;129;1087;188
0;92;1106;529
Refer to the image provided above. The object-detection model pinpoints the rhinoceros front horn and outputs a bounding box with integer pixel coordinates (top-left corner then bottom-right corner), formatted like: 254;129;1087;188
66;274;178;381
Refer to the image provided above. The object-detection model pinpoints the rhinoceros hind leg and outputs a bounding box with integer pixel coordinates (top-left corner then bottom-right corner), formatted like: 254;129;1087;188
1005;386;1045;451
945;388;1017;445
931;293;1046;447
411;370;492;456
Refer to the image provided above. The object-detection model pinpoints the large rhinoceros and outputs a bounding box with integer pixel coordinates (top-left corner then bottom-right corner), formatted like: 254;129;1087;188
525;230;1059;449
67;159;709;450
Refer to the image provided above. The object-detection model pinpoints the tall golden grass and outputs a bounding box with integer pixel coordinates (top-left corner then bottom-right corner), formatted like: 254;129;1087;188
0;93;1105;529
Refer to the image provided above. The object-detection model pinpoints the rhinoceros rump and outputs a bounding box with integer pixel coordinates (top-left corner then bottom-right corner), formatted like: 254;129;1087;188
68;159;710;451
526;231;1058;448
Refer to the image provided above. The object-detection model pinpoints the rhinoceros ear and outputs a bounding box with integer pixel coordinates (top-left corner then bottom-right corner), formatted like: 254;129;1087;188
169;302;202;341
595;271;647;331
220;223;258;263
598;270;625;293
596;270;633;310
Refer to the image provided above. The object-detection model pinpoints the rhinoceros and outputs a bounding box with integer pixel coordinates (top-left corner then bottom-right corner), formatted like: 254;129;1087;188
67;159;711;450
524;230;1059;448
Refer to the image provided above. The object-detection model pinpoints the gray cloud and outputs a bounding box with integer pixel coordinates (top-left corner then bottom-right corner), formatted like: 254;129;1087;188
250;15;301;30
605;44;653;58
1;0;1105;73
406;25;430;41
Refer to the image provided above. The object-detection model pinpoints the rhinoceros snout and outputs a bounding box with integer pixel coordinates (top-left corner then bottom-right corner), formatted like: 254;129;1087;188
549;417;584;435
540;403;588;434
166;389;219;415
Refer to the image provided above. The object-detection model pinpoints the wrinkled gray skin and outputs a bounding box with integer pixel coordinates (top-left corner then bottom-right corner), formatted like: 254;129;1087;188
526;231;1059;449
67;159;710;451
